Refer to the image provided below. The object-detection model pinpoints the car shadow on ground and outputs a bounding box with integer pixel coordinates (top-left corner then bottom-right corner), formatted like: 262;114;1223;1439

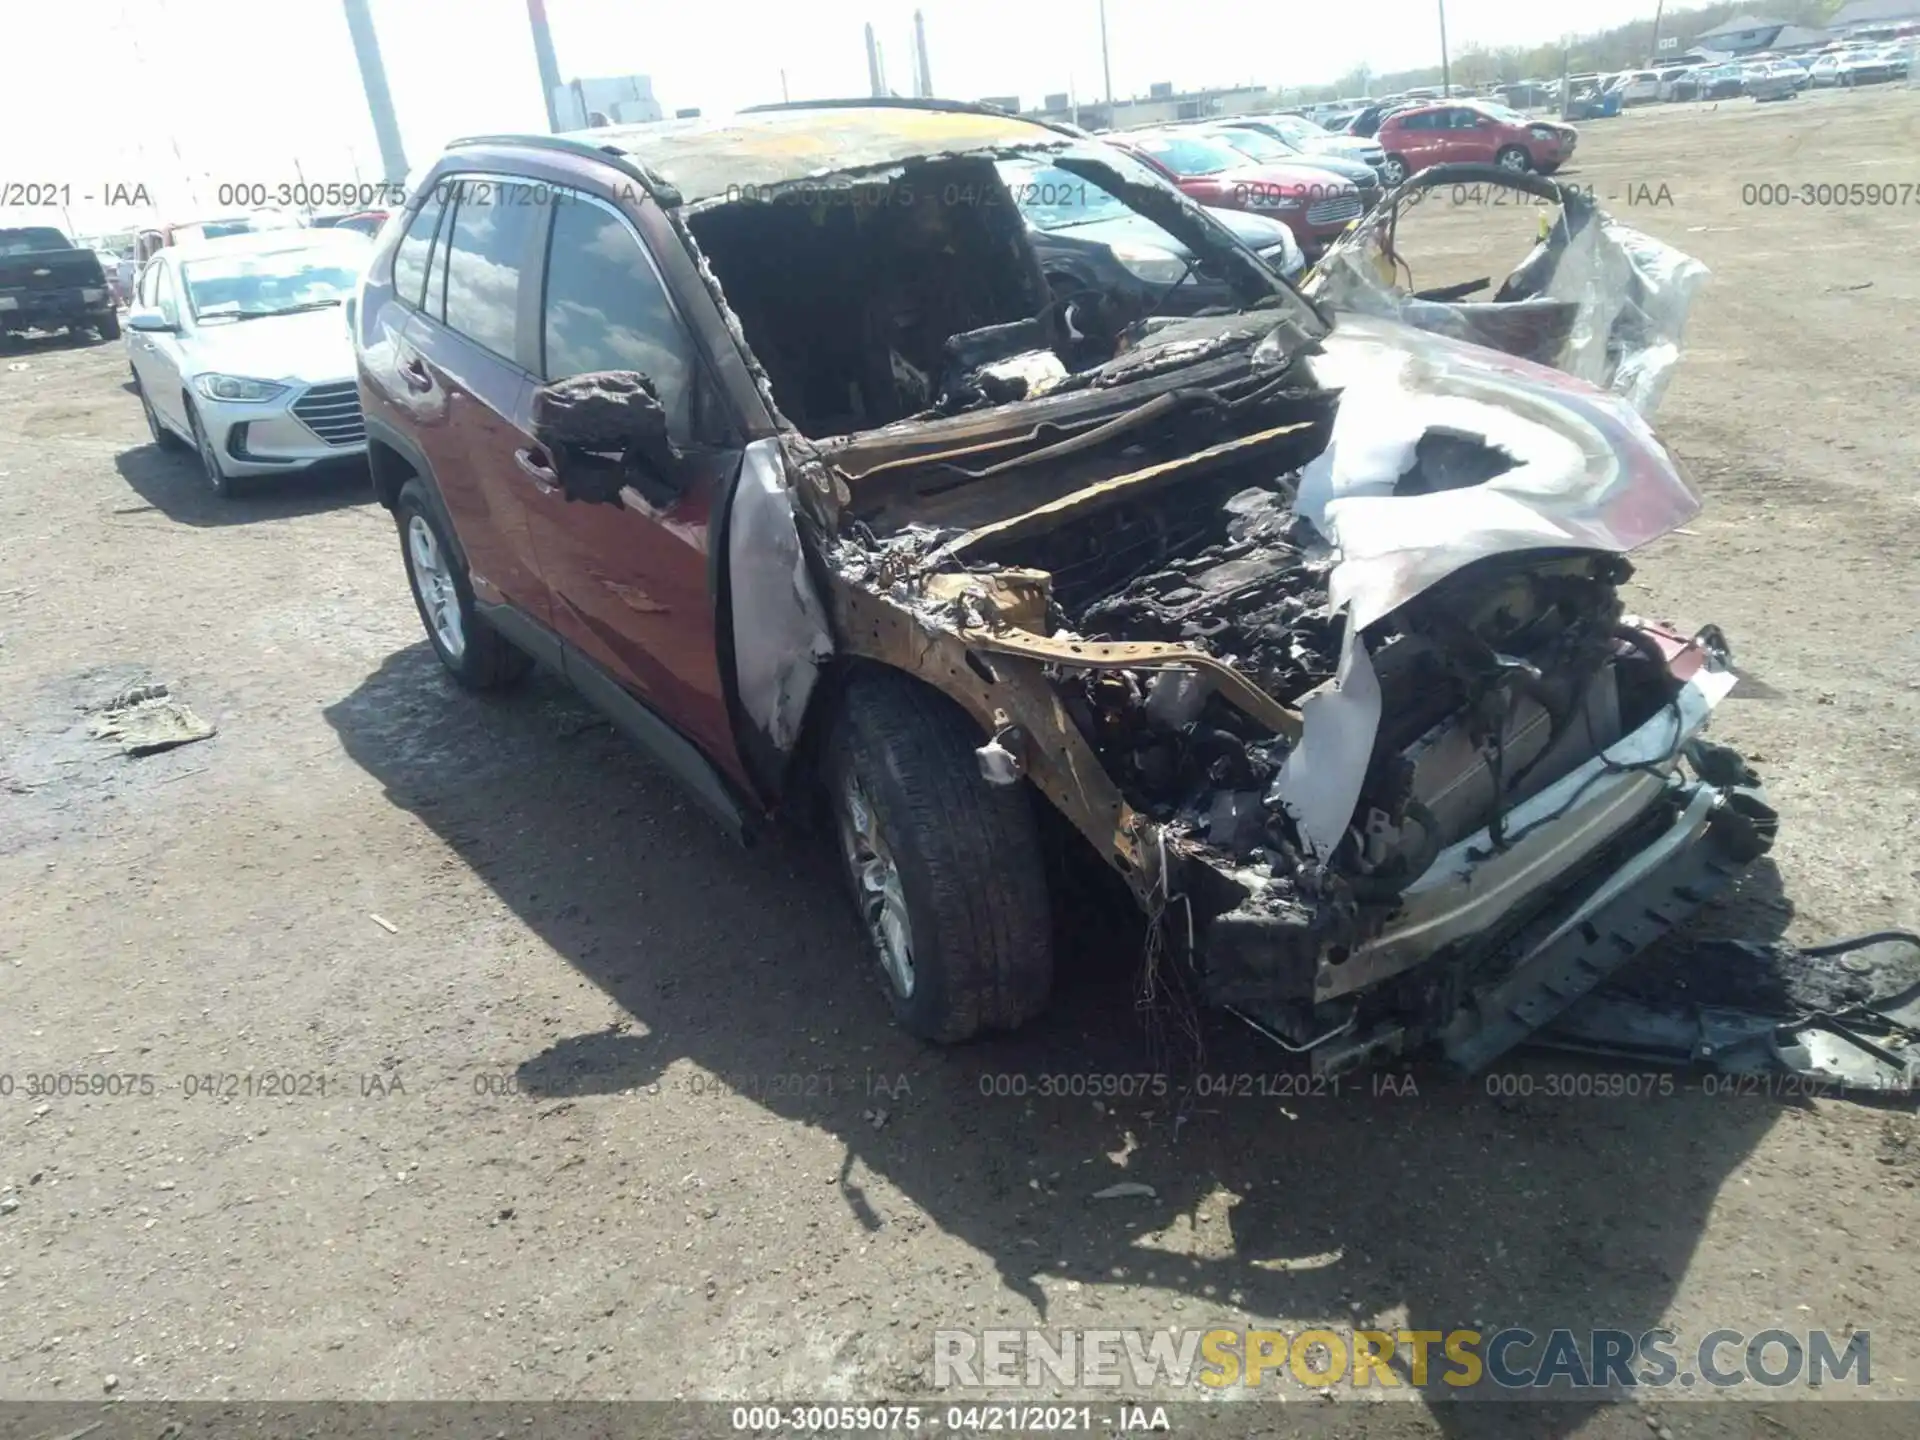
113;444;373;527
326;642;1794;1423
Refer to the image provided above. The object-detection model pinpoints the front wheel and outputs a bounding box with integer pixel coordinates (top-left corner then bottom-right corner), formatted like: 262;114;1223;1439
1496;146;1533;174
827;671;1053;1043
136;375;185;450
395;478;532;691
1380;155;1409;186
186;399;244;499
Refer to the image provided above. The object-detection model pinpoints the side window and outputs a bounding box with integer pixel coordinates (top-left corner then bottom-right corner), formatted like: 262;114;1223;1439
136;261;156;308
391;189;446;309
442;177;543;362
540;193;704;445
1400;111;1433;131
153;263;180;327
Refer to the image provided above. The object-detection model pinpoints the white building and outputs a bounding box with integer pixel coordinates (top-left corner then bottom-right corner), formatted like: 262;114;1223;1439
553;75;664;129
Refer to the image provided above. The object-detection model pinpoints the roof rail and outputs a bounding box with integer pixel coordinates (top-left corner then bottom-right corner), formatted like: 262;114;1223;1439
442;132;682;206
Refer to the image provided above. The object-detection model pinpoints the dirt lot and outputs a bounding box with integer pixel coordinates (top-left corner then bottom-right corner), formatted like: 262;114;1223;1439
2;86;1917;1437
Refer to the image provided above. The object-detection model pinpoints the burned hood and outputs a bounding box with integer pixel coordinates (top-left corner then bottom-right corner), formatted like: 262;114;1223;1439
1297;313;1701;631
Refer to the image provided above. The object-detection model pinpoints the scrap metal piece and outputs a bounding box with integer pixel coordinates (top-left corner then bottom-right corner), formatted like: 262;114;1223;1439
955;626;1304;741
1437;781;1778;1074
87;682;216;758
1532;931;1920;1093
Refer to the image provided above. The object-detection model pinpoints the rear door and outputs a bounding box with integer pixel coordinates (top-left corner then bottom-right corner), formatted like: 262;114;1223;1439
1388;111;1440;170
517;185;748;775
397;176;551;623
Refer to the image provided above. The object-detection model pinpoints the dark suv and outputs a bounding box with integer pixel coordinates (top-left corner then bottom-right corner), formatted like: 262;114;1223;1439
355;102;1771;1076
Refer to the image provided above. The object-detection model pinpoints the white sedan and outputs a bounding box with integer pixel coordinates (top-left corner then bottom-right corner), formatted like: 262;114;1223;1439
125;229;371;498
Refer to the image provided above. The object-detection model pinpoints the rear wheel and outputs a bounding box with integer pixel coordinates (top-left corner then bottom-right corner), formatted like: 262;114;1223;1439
395;477;532;691
827;670;1053;1043
96;313;121;341
1496;146;1533;174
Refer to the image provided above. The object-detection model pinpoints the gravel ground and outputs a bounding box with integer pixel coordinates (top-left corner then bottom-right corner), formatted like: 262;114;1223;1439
2;86;1917;1438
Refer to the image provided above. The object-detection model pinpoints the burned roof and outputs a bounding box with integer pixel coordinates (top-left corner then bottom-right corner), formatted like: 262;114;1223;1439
565;102;1074;205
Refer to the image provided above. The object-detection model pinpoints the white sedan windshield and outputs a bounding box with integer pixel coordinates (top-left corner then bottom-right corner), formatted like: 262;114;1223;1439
181;243;366;322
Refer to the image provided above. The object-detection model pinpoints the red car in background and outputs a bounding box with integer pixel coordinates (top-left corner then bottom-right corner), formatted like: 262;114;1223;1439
1105;129;1366;258
1374;101;1577;185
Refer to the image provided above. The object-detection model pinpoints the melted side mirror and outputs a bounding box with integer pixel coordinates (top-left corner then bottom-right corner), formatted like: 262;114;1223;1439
528;370;681;506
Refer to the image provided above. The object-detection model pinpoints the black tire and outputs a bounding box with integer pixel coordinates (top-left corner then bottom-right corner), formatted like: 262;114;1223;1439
394;477;532;691
185;398;244;499
826;670;1053;1043
135;374;185;450
1496;146;1533;174
96;313;121;341
1381;154;1409;186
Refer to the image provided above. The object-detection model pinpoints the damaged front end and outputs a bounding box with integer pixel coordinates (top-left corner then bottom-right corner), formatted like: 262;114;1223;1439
703;139;1769;1077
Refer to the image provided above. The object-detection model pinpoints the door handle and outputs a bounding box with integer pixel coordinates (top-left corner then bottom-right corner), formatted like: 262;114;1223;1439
514;446;559;493
399;357;432;393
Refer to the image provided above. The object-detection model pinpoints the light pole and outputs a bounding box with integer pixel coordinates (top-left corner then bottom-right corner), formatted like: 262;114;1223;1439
341;0;407;184
1437;0;1451;96
1099;0;1113;105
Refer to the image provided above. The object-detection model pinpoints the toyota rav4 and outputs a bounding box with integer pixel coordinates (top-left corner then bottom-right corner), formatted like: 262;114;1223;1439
353;101;1771;1077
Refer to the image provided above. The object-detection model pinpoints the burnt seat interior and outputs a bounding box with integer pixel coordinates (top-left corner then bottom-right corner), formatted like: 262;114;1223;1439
687;157;1047;438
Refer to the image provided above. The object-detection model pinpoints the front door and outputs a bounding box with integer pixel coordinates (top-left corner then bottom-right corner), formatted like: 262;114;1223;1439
129;258;189;432
517;186;748;782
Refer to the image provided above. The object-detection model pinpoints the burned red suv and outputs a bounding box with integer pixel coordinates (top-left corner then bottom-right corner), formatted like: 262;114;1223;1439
1375;101;1576;185
354;103;1769;1080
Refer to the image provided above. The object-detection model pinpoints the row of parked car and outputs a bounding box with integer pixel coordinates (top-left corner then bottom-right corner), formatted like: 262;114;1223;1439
1593;41;1913;109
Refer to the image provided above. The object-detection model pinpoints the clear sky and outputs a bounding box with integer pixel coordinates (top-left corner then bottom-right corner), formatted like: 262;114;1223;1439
5;0;1676;234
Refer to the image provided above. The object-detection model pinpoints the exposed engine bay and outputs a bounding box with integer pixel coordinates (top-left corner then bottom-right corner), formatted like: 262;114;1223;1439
689;141;1780;1077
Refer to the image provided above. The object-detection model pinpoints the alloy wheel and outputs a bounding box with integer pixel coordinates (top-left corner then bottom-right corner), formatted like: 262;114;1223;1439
406;514;466;661
836;773;915;999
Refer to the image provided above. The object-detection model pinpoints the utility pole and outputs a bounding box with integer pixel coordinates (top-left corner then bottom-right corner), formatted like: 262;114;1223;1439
526;0;565;132
1098;0;1113;104
1437;0;1451;96
913;10;933;99
341;0;408;184
780;68;790;102
1648;0;1667;65
865;23;885;98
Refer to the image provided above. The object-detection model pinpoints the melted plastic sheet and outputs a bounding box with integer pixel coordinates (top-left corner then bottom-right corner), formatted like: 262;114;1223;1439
1306;167;1709;420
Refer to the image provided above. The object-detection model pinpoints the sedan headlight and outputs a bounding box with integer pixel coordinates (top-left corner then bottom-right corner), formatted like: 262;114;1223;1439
1109;242;1190;286
193;374;288;404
